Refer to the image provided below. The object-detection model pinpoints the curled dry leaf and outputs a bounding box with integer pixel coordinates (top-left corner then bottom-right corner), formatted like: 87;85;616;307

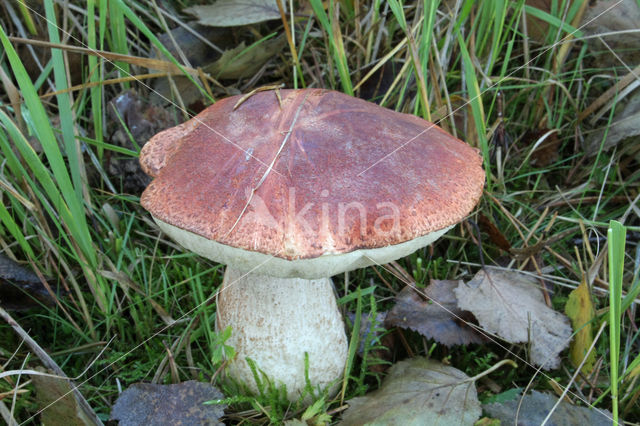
185;0;282;27
483;390;612;426
340;357;481;426
110;381;226;426
385;281;487;347
454;268;572;369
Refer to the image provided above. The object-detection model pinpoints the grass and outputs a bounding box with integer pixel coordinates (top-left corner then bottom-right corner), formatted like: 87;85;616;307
0;0;639;424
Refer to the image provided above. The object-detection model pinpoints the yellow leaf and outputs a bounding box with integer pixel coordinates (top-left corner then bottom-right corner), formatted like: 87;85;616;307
565;279;596;374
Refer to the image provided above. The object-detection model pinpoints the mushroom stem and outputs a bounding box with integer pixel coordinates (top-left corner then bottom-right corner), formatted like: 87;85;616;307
216;267;348;401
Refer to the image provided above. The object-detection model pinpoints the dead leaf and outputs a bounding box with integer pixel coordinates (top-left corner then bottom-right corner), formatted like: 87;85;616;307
581;0;640;68
108;90;175;145
110;381;226;426
385;281;487;346
477;214;512;251
565;279;597;374
454;268;572;369
185;0;282;27
31;371;94;426
585;89;640;156
0;253;58;310
483;390;612;425
340;358;481;425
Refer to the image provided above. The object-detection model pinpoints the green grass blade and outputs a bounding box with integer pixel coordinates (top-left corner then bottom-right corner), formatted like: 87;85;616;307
523;5;583;38
0;26;95;266
87;0;104;161
113;0;213;103
309;0;353;95
608;220;626;424
44;0;88;203
456;32;490;189
108;0;131;87
340;287;362;403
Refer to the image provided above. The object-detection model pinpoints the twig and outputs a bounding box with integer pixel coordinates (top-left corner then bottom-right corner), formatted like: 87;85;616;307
226;90;310;236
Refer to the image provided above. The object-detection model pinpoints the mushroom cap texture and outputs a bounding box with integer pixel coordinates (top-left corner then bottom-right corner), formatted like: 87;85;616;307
140;89;484;265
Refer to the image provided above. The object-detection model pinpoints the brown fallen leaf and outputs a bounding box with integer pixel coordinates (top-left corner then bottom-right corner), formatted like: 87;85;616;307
385;281;487;347
477;214;512;252
524;0;555;44
454;268;572;369
340;357;481;425
110;381;226;426
483;390;612;425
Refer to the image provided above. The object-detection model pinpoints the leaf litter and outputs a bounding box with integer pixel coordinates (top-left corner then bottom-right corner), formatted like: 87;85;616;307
385;280;487;346
340;357;481;426
31;370;93;426
454;268;572;369
483;390;612;426
110;380;226;426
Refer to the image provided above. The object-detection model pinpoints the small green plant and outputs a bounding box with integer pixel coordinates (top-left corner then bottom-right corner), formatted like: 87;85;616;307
210;326;236;368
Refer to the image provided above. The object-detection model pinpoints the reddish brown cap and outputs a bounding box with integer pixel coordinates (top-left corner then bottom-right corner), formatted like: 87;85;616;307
140;89;484;276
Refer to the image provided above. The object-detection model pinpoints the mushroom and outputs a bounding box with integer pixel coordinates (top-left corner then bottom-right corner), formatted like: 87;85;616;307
139;89;484;401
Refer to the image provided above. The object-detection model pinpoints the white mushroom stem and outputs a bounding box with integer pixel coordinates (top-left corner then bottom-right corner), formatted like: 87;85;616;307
216;267;348;401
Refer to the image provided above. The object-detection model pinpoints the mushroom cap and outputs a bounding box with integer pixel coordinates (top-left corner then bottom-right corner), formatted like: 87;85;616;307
140;89;484;278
